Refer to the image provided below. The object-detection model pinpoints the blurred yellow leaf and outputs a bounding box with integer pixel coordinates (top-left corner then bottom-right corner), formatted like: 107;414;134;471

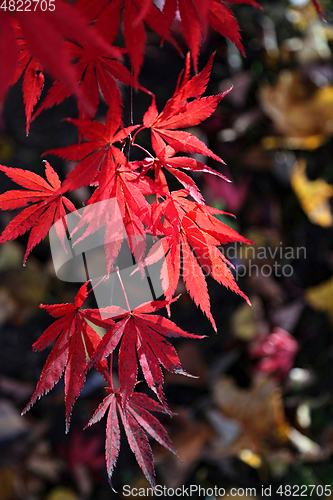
263;134;325;150
46;487;78;500
287;1;320;31
291;158;333;227
0;133;15;162
231;301;258;341
283;1;331;65
305;275;333;322
238;449;262;468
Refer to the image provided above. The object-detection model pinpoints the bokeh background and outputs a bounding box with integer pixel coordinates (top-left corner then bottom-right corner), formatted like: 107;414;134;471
1;0;333;498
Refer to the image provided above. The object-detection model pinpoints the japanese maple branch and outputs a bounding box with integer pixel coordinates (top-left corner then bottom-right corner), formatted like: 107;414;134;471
124;72;134;161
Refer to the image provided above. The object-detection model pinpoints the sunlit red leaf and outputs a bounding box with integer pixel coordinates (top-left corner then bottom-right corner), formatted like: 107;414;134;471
140;54;230;161
0;161;75;264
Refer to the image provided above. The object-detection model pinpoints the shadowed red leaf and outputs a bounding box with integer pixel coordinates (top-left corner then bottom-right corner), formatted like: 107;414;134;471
86;389;176;487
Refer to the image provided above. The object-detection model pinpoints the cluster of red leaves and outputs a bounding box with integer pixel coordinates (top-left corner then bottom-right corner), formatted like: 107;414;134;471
0;52;253;484
0;0;321;488
0;5;115;127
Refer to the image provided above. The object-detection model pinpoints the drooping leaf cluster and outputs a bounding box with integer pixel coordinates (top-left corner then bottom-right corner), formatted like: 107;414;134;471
0;0;324;487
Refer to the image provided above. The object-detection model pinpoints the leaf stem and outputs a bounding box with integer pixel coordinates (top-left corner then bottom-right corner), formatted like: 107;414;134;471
124;72;134;161
87;275;107;295
116;267;131;312
109;352;114;392
131;142;154;158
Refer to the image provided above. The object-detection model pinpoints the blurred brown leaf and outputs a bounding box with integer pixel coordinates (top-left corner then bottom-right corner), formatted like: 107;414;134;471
0;377;34;403
305;275;333;322
210;375;289;457
26;441;64;482
242;144;273;170
282;0;331;66
0;467;18;500
0;241;24;271
260;70;333;148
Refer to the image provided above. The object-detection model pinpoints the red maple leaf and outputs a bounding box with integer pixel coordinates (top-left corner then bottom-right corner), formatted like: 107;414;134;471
32;39;134;122
86;389;176;487
22;282;114;432
75;0;178;81
44;107;139;193
75;0;261;76
21;59;45;136
86;299;203;407
0;161;76;264
138;144;230;204
162;0;261;71
10;24;45;135
138;53;231;160
142;191;253;329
